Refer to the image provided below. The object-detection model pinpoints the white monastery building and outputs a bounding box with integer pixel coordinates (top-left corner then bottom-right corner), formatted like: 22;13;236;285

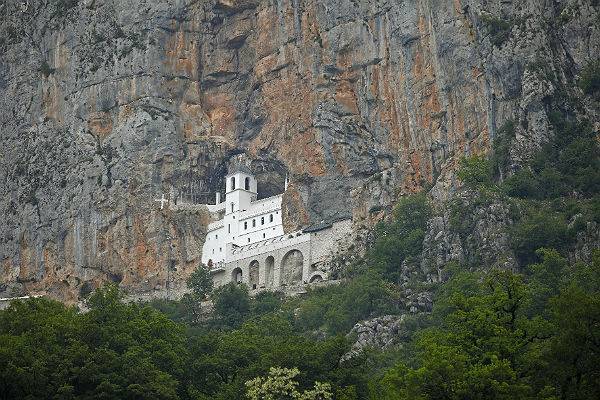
199;166;352;291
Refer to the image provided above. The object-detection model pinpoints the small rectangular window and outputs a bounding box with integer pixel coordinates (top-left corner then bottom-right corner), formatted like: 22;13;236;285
269;214;273;223
261;217;264;225
252;219;256;227
263;233;266;238
244;222;247;229
228;224;230;233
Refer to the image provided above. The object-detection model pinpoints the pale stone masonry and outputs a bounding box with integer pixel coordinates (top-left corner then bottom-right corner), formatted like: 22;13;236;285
199;166;352;292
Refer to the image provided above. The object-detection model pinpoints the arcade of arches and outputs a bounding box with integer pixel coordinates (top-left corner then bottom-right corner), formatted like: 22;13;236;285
232;250;305;288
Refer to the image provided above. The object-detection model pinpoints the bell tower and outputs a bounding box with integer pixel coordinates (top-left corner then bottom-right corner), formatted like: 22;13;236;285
225;165;257;214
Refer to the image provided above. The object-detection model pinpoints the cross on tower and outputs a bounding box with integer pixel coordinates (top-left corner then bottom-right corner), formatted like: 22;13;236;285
154;194;169;210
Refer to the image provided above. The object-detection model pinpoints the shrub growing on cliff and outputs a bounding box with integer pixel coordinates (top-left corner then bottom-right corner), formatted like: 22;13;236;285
480;14;513;47
579;60;600;97
509;209;572;265
502;110;600;199
457;154;493;189
490;120;516;180
369;193;431;283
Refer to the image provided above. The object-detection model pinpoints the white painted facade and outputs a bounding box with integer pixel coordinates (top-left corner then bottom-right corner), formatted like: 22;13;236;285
199;167;353;292
201;168;285;267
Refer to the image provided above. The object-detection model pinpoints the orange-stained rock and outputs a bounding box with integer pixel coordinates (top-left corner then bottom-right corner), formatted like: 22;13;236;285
1;0;596;303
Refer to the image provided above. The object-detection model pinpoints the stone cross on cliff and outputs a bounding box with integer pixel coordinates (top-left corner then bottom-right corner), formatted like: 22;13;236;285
154;194;169;210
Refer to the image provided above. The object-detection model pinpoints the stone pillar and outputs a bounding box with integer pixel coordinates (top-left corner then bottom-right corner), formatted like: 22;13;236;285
273;251;283;288
302;242;312;284
258;256;266;288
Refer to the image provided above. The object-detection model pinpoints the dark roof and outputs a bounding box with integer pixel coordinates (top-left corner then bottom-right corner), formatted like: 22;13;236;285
227;164;253;176
301;216;352;233
302;221;333;233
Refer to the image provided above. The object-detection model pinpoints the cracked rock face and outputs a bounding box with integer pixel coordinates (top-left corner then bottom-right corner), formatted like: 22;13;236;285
342;314;408;360
1;0;598;301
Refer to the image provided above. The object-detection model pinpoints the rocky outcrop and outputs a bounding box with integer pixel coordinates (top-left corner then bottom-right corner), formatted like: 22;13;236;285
342;314;408;360
573;221;600;264
420;190;518;281
1;0;598;301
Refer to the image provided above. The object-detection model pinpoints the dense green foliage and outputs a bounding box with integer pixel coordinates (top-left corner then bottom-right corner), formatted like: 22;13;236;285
373;251;600;399
3;250;597;399
0;286;185;399
293;273;397;335
367;192;431;283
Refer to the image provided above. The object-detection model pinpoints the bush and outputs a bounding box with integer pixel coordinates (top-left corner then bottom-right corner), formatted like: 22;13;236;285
579;61;600;97
457;155;493;188
251;291;284;316
510;210;572;265
39;61;55;77
369;193;431;283
502;168;541;198
490;120;516;179
501;110;599;199
295;273;397;335
480;14;513;47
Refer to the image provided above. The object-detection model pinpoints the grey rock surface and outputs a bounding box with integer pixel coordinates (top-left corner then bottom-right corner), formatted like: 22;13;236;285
342;314;408;360
0;0;598;301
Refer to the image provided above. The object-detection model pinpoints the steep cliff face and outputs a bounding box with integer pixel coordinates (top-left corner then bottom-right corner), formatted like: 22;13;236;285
0;0;597;302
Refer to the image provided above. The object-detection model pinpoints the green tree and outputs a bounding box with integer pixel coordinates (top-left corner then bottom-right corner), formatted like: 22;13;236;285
376;270;549;399
0;285;186;400
544;253;600;399
295;272;397;335
186;264;214;300
212;282;250;329
245;367;332;400
510;210;572;265
251;291;284;316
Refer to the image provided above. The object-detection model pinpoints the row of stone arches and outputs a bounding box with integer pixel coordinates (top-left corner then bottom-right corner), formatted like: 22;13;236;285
231;249;308;289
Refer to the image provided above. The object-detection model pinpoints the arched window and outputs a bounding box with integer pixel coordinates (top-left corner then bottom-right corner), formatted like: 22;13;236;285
231;177;236;190
245;177;250;190
269;214;273;223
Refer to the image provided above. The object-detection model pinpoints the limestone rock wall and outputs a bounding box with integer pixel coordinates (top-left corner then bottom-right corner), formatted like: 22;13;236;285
0;0;598;301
